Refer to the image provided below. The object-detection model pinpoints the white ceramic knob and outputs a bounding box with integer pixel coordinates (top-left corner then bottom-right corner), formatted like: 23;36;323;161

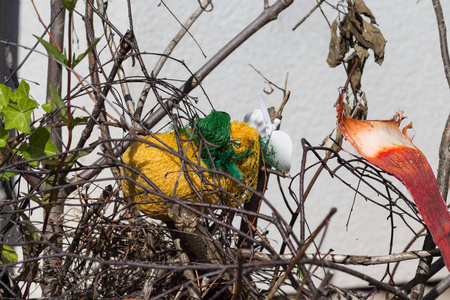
268;130;292;172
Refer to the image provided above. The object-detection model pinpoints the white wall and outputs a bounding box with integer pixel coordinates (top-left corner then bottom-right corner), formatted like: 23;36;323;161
17;0;450;288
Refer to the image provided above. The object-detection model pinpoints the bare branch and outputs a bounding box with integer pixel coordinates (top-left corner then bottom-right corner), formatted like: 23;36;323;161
432;0;450;90
135;0;212;121
241;248;440;265
423;274;450;300
143;0;294;130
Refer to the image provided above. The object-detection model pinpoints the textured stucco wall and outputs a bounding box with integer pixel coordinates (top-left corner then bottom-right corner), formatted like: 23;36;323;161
17;0;450;287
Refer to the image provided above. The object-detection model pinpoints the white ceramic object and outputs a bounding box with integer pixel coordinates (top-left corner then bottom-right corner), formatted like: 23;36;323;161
268;130;292;172
244;109;267;137
244;95;292;172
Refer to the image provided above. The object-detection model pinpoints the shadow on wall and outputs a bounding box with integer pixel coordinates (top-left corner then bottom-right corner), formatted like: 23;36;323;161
0;1;19;87
0;1;20;299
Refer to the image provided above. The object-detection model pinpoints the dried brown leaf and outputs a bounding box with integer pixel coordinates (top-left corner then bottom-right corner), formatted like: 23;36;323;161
362;19;386;65
341;12;386;66
345;45;369;91
353;0;377;24
355;44;369;65
327;19;350;68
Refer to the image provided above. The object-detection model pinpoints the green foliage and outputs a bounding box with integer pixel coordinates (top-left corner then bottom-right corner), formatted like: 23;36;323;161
72;37;101;68
49;84;68;122
0;126;9;147
0;85;11;110
41;102;52;114
35;35;100;68
34;35;68;66
1;244;18;264
21;128;59;160
0;80;61;171
0;77;95;173
0;172;17;180
61;0;78;12
2;81;38;134
295;267;304;281
68;116;89;130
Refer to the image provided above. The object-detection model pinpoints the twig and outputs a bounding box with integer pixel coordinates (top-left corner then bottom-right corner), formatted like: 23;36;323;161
423;274;450;300
94;0;139;129
37;1;66;298
432;0;450;90
249;64;286;93
266;208;336;300
432;0;450;201
239;247;440;267
135;0;212;122
143;0;294;130
292;0;326;31
30;0;62;51
304;258;409;300
232;249;244;300
387;226;426;295
400;259;445;295
173;238;201;299
309;271;333;300
286;249;439;265
433;0;450;202
437;114;450;202
75;30;134;151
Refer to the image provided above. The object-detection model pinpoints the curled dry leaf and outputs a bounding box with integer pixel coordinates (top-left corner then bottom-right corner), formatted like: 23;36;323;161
361;18;385;65
326;0;386;78
327;19;350;68
353;0;377;24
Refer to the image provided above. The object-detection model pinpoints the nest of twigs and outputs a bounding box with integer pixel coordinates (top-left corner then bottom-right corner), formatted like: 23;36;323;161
35;195;181;299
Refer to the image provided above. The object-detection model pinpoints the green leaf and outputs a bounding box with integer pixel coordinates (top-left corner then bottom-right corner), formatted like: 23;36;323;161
11;81;37;110
61;0;78;12
65;149;92;165
3;81;38;133
3;103;33;134
49;84;68;123
24;128;59;159
11;80;29;102
0;171;17;180
28;194;45;206
1;245;18;264
72;37;101;68
42;100;54;114
34;35;68;66
0;126;9;147
61;140;97;168
17;146;38;168
68;116;89;130
296;267;304;281
18;127;60;168
0;84;11;112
